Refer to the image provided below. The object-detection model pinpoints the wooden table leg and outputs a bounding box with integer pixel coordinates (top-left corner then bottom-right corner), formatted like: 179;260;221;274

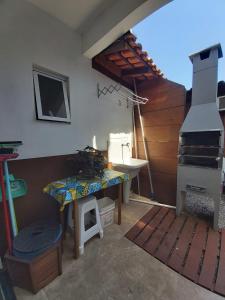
59;210;65;239
118;183;123;225
59;210;65;253
73;200;80;259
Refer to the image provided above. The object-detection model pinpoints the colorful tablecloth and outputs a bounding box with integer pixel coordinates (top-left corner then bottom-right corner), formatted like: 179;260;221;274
43;169;129;210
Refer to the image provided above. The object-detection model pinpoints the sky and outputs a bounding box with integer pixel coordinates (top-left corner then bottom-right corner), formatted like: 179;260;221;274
133;0;225;90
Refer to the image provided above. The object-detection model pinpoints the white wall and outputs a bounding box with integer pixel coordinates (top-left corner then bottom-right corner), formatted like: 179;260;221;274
0;0;133;159
108;133;132;163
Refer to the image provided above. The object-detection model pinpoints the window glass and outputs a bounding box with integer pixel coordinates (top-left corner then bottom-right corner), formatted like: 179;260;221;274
38;74;67;118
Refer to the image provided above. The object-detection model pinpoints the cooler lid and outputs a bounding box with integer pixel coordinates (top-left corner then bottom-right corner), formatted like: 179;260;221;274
13;220;62;254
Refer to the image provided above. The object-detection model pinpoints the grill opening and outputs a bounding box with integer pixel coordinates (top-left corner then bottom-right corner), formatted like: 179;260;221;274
180;131;221;146
179;131;222;168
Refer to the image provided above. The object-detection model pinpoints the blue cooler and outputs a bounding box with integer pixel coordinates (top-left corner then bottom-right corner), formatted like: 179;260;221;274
13;220;62;260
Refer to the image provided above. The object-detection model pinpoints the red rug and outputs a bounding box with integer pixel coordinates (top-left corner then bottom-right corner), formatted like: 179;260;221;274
125;206;225;297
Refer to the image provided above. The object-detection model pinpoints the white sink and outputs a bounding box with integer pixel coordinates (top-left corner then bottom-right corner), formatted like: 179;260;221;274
112;158;148;203
113;158;148;170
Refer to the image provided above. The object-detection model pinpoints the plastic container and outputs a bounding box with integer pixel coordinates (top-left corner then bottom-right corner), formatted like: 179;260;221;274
13;220;62;259
0;141;22;154
97;197;115;228
5;219;62;294
0;177;27;202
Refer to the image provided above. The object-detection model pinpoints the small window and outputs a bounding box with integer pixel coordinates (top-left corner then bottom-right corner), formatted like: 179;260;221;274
33;67;71;123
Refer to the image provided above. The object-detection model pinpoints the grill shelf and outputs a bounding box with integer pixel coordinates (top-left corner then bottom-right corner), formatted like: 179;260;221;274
180;146;220;156
179;155;221;168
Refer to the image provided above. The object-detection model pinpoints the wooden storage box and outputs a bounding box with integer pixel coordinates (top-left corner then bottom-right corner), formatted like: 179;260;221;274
5;242;62;294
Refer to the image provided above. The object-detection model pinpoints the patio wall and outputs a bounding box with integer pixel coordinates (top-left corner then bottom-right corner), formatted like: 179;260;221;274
0;0;133;160
0;0;132;256
133;78;186;205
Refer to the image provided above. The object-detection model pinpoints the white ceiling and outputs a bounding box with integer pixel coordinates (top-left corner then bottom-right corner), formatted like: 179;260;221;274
26;0;171;58
27;0;114;32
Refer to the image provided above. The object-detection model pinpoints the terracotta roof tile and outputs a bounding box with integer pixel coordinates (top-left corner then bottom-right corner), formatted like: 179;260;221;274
119;65;132;70
124;31;163;79
93;30;164;86
132;62;145;68
107;53;121;61
124;33;137;42
114;60;128;66
120;50;135;58
127;57;141;64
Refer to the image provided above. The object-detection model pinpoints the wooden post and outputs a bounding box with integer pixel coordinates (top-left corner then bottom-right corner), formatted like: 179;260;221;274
73;200;80;259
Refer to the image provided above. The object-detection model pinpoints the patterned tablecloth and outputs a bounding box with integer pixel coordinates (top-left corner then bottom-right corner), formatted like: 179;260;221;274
43;169;129;210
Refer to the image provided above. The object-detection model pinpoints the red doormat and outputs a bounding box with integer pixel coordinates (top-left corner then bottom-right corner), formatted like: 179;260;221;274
125;206;225;297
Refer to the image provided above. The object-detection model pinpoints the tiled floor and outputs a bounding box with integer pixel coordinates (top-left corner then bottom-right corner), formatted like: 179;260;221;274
15;201;224;300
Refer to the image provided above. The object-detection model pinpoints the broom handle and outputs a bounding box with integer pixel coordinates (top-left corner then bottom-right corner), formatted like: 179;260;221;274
4;161;18;237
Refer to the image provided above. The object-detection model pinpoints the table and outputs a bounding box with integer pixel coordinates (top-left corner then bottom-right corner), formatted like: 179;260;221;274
44;169;129;258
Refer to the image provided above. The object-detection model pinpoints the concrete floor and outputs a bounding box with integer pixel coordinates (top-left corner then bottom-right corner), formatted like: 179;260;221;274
15;201;224;300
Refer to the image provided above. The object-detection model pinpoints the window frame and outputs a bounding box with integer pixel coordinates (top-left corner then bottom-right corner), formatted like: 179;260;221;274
33;69;71;123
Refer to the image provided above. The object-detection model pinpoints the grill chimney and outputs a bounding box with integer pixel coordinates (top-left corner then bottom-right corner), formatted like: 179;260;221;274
190;44;222;106
181;44;223;133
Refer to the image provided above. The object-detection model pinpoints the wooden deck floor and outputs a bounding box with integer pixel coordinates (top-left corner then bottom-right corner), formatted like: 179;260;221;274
125;206;225;297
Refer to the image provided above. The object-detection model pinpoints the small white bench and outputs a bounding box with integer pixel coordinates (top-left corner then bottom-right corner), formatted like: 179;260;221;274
68;195;103;255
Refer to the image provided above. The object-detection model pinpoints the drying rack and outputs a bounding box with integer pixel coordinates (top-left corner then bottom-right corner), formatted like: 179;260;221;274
97;82;149;105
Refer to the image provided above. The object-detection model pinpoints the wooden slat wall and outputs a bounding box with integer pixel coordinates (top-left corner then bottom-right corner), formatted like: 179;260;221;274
134;78;186;205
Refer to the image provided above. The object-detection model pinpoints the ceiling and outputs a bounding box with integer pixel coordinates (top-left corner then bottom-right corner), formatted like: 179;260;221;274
26;0;171;58
27;0;115;32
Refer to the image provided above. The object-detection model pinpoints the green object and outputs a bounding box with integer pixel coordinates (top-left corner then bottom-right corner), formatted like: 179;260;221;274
0;176;27;202
6;174;15;181
0;141;22;147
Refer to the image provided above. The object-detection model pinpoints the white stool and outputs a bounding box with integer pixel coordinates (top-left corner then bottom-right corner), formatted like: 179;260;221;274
68;195;103;255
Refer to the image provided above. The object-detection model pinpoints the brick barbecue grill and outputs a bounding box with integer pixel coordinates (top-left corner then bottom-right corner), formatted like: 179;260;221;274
176;44;225;229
